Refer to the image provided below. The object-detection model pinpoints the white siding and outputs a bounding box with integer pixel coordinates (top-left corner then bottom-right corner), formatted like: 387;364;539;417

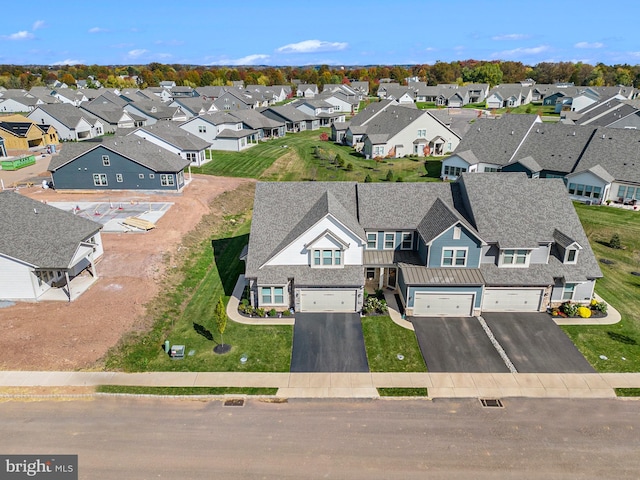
0;255;42;300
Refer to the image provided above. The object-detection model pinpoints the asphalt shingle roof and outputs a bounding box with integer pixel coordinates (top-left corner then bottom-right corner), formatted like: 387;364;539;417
0;191;101;268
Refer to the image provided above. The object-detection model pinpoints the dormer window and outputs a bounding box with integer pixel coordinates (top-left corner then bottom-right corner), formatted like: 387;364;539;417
565;248;578;264
312;249;342;267
500;249;530;267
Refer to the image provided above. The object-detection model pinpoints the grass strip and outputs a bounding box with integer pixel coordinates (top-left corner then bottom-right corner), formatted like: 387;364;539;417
96;385;278;396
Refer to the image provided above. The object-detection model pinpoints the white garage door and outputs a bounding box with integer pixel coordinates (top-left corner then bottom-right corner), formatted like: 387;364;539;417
482;288;543;312
413;292;474;317
299;289;357;312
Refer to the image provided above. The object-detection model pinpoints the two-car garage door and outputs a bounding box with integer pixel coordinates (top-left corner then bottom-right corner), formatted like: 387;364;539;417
299;289;357;313
413;292;475;317
482;288;543;312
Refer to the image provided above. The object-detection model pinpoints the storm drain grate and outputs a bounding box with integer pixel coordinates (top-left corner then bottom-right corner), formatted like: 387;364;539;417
224;399;245;407
479;398;503;408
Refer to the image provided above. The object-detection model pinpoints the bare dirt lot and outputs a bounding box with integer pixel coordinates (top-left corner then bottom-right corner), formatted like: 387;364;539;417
0;174;254;371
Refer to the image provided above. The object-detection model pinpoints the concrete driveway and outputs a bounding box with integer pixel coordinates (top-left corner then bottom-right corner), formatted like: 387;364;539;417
482;312;595;373
412;317;510;373
290;313;369;373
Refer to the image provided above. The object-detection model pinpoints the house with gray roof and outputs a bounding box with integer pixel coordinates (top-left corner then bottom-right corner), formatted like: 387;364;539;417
0;90;47;113
48;136;190;191
259;105;319;132
243;173;601;316
79;103;138;133
127;121;213;167
179;112;258;151
296;84;319;98
290;99;346;126
169;97;218;117
228;109;285;140
123;100;187;125
486;84;533;109
0;190;103;302
28;104;105;141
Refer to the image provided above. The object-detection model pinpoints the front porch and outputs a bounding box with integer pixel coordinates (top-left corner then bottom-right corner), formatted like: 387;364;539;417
38;269;99;301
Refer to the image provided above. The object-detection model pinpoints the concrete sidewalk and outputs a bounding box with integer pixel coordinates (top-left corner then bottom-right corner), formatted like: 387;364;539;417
1;370;640;399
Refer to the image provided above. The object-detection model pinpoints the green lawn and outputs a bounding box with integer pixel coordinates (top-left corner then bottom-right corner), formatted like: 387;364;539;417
562;204;640;372
490;104;559;116
378;388;429;397
362;316;427;372
194;129;443;183
96;386;278;396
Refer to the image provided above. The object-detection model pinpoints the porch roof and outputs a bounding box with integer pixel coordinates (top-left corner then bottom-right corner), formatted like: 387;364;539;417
399;265;485;286
364;250;422;266
255;265;363;287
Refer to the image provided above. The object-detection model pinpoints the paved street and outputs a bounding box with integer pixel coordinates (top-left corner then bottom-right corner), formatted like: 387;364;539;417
1;396;639;479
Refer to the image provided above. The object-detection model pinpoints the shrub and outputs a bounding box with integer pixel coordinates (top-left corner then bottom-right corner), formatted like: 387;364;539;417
609;233;621;249
578;306;592;318
362;296;388;315
364;174;372;183
385;170;394;182
594;301;608;314
255;308;266;318
346;162;354;171
560;302;579;317
268;308;278;317
396;176;403;182
282;309;292;317
319;132;329;141
374;288;385;300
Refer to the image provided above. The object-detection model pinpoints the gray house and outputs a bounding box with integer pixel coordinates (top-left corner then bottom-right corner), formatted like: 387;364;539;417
243;174;601;316
49;136;190;191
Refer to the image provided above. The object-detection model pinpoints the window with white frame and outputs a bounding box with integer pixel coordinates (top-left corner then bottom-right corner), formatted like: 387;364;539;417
565;248;578;264
562;283;576;301
373;145;385;157
383;232;395;250
366;232;378;250
312;249;342;267
453;226;461;240
260;286;285;305
161;174;175;186
116;173;123;183
102;155;110;166
501;249;529;266
443;165;466;177
401;232;413;250
417;129;426;138
568;183;601;199
186;152;197;162
92;173;107;186
198;125;206;133
442;248;467;266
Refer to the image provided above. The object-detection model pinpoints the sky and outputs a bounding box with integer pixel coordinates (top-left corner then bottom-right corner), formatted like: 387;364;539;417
3;0;640;67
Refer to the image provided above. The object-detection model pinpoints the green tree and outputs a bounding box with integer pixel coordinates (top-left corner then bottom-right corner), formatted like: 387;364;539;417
214;297;228;350
364;174;372;183
386;169;394;182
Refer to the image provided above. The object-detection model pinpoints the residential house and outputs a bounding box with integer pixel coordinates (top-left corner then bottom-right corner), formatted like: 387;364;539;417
259;106;319;132
0;190;103;302
243;174;601;316
359;106;460;159
128;121;212;167
0;90;46;113
0;115;59;150
52;89;89;106
79;103;138;134
564;98;640;129
179;112;257;151
291;99;346;126
214;89;259;111
441;114;542;179
296;84;319;98
48;136;190;191
485;84;533;109
228;110;286;140
333;99;400;146
123;100;187;125
350;81;370;97
28;104;105;141
319;90;360;114
169;97;218;117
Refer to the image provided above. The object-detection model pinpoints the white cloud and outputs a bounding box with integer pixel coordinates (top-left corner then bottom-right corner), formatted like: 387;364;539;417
424;47;437;52
575;41;604;49
89;27;109;33
491;45;549;58
210;54;270;66
276;39;347;54
4;31;34;40
52;59;83;65
32;20;45;30
492;33;530;41
155;39;184;46
127;49;148;59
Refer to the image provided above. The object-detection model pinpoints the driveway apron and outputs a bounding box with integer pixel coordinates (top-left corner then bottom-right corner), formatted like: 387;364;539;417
412;317;510;373
482;312;595;373
290;313;369;373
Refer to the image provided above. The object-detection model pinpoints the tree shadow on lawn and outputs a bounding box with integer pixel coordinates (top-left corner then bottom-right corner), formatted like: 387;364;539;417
211;233;249;296
193;322;213;341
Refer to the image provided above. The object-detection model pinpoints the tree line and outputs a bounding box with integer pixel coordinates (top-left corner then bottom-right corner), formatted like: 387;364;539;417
2;60;639;93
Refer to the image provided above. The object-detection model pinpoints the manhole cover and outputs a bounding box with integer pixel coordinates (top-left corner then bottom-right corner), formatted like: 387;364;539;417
224;399;245;407
480;398;503;408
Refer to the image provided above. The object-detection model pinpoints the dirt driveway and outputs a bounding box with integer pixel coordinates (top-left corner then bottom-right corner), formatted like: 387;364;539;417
0;175;254;370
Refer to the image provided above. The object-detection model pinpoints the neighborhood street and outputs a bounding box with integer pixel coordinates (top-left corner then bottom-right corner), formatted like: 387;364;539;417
1;396;639;479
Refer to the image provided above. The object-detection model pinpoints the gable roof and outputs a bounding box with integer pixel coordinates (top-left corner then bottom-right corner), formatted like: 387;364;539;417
130;121;212;151
0;191;101;268
48;136;190;173
30;104;99;128
574;128;640;184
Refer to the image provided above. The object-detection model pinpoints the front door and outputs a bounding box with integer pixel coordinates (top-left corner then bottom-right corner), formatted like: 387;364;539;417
387;268;397;289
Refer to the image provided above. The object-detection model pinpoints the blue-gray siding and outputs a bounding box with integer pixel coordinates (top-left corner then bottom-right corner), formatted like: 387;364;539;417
426;225;482;268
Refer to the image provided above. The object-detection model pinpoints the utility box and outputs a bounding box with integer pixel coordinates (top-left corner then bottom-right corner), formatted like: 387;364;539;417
170;345;185;360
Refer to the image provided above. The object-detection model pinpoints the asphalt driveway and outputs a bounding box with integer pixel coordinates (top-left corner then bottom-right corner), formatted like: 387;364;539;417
290;313;369;373
482;312;595;373
412;317;510;373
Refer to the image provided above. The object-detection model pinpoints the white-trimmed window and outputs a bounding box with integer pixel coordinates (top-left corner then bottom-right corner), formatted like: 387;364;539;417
401;232;413;250
383;232;395;250
562;283;576;301
501;249;529;267
366;232;378;250
260;286;285;305
565;248;578;264
453;226;461;240
161;174;175;186
198;125;206;133
373;145;385;157
443;165;466;177
312;249;342;267
102;155;110;166
442;248;467;267
92;173;107;186
116;173;123;183
186;152;197;163
417;129;426;138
